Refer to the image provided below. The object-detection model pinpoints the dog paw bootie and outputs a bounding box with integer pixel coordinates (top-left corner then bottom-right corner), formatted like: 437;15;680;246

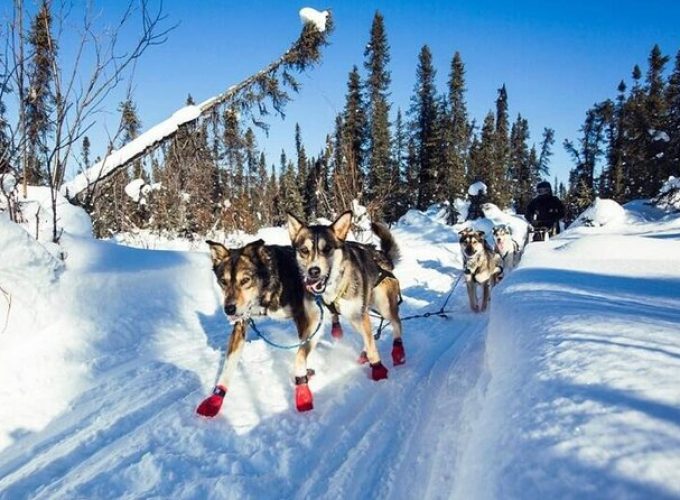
392;338;406;366
357;350;369;364
370;361;389;381
331;319;343;340
295;375;314;412
196;385;227;417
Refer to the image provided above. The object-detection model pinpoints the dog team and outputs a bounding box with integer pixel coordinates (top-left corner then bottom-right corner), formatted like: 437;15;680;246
197;212;525;417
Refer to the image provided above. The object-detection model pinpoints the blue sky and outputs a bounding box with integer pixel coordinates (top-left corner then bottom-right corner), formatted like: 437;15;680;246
33;1;680;185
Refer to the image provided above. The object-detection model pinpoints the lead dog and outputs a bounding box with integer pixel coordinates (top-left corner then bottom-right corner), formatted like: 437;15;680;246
287;211;404;382
492;224;521;272
459;228;503;312
197;239;321;415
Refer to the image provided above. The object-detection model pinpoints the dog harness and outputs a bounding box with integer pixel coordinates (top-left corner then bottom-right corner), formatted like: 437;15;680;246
321;267;401;316
497;239;520;260
463;253;503;282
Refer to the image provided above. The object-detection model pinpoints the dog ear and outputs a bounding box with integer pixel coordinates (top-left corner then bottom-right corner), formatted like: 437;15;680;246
243;239;265;251
287;213;305;241
244;239;270;264
331;211;353;241
206;240;229;266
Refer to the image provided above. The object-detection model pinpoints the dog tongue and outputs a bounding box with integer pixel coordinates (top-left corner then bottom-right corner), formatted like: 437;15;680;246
305;278;325;293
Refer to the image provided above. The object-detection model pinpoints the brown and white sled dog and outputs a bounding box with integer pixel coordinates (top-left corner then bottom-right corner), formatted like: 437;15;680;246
459;228;503;313
287;211;404;382
492;224;521;272
196;239;322;416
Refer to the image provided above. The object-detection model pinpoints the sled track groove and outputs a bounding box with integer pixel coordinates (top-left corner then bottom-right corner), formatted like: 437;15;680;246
293;314;484;499
0;363;196;500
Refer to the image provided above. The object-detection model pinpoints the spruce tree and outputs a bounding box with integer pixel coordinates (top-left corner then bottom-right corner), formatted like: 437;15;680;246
224;108;244;200
410;45;439;210
509;114;532;214
446;51;470;206
341;66;367;202
405;137;419;210
434;95;451;203
364;11;392;219
644;44;670;193
470;112;496;190
564;104;608;211
623;64;648;198
268;164;282;225
256;152;270;224
490;84;511;208
330;113;350;211
294;123;310;215
388;108;408;221
602;81;628;201
25;0;56;185
279;153;304;217
80;136;91;171
666;50;680;180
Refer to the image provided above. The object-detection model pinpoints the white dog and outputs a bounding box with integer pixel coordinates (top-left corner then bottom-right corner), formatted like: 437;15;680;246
492;224;521;272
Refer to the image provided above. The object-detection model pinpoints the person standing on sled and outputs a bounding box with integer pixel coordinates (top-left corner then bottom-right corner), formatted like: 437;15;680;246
526;181;565;241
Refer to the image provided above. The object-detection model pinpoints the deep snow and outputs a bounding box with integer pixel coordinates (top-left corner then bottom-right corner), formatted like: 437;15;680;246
0;201;679;499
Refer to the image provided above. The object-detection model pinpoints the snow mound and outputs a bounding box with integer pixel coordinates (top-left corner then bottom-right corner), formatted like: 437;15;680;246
468;181;487;196
399;209;435;227
299;7;329;32
19;186;93;241
571;198;626;229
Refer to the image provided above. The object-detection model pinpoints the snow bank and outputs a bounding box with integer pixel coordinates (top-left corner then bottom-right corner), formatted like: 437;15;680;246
570;197;626;229
0;216;87;451
456;214;680;498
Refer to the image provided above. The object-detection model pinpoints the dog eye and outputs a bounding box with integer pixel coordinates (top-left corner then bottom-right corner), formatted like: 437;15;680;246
240;276;251;286
218;278;227;287
321;246;333;255
298;247;310;257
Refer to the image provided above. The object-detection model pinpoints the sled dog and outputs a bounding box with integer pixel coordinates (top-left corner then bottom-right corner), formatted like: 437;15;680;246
459;228;503;312
492;224;521;272
197;239;321;416
287;211;404;382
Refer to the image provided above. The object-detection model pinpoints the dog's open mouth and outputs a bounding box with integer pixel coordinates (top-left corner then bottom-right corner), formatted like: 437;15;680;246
305;276;328;294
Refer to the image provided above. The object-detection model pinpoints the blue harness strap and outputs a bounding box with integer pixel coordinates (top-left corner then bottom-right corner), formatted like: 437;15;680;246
248;295;325;350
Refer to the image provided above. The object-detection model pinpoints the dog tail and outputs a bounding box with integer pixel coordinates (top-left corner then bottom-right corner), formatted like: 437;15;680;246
371;222;401;266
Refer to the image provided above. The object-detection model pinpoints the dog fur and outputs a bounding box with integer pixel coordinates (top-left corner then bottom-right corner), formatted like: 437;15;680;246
287;211;404;378
492;224;521;272
205;239;320;399
458;228;503;312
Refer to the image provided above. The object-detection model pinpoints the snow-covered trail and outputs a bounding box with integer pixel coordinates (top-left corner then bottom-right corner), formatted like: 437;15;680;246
0;213;489;499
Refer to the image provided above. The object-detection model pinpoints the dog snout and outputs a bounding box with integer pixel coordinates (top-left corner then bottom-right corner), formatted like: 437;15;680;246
308;266;321;279
224;303;237;316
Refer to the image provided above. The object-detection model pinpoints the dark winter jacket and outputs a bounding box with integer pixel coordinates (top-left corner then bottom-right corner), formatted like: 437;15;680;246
526;194;565;229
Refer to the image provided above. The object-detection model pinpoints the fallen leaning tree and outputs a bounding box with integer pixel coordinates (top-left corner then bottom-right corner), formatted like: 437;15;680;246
61;8;333;208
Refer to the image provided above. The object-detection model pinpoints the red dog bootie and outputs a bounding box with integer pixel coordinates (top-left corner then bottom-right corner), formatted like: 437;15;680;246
392;338;406;366
370;361;389;381
295;375;314;412
196;385;227;418
331;319;343;340
357;350;369;365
